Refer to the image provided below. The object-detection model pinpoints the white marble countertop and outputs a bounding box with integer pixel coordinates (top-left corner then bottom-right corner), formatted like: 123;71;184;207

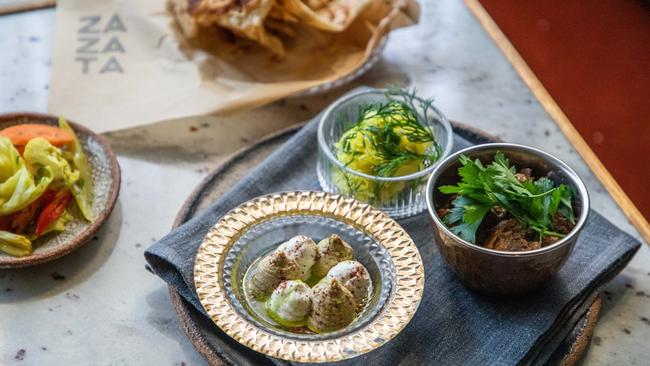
1;1;649;365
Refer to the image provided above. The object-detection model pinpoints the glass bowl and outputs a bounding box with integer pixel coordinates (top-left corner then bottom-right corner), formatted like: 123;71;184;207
317;88;454;218
193;191;424;362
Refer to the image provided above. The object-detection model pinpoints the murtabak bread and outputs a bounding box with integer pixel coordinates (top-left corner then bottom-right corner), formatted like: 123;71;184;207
277;0;373;32
168;0;378;57
170;0;285;56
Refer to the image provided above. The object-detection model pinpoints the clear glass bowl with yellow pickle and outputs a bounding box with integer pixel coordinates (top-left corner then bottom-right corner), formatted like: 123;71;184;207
317;88;453;218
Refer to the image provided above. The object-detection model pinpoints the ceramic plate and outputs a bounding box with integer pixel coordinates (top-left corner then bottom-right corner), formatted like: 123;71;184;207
0;113;120;268
193;191;424;363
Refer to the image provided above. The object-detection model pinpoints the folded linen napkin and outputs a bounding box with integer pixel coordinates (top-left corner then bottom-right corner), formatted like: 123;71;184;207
145;90;641;366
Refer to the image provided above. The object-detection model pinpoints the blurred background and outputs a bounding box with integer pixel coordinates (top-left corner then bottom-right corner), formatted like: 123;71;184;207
479;0;650;221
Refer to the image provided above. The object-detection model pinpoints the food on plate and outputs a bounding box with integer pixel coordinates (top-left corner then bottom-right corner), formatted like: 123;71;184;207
0;124;73;147
59;118;95;222
312;234;353;278
170;0;286;56
249;250;301;299
168;0;378;57
277;235;317;281
0;118;95;257
307;277;355;333
247;233;372;333
279;0;372;32
438;151;575;251
265;280;312;327
333;89;443;203
325;260;371;305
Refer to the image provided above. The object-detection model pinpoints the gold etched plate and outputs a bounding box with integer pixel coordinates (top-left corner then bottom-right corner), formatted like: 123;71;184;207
0;113;121;268
193;191;424;363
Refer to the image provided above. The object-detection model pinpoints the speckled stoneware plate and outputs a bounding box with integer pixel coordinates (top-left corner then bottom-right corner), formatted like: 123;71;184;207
193;190;424;363
172;122;601;366
0;113;120;268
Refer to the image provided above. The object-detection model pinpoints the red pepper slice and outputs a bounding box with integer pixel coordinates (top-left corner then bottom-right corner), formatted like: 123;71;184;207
35;190;72;236
0;215;11;231
11;201;39;234
40;189;57;206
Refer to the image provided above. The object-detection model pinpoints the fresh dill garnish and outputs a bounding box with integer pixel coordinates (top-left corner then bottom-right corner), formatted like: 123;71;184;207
438;151;575;243
336;88;443;178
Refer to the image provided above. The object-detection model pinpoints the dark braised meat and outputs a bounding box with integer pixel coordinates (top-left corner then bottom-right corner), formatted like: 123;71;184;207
541;214;574;246
515;168;533;183
484;219;542;252
490;205;508;220
551;213;573;234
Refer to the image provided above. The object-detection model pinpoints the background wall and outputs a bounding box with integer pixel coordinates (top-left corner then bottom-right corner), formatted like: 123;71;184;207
479;0;650;219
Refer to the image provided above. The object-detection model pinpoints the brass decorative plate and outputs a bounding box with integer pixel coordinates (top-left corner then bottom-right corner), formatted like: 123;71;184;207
193;191;424;363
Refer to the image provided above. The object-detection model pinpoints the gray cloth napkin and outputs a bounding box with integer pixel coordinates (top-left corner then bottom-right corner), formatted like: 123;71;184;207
145;96;641;366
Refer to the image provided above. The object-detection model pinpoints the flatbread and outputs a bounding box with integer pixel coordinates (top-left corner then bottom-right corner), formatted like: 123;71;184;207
168;0;201;37
277;0;373;32
265;18;297;38
171;0;286;56
268;3;299;23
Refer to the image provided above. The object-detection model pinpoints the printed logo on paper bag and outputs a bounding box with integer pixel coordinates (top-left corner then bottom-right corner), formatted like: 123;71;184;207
76;15;126;74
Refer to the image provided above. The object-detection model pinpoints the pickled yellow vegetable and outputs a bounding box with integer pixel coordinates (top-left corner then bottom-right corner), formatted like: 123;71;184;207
24;138;80;190
0;230;32;257
0;137;52;216
333;94;441;204
0;119;95;257
59;118;95;221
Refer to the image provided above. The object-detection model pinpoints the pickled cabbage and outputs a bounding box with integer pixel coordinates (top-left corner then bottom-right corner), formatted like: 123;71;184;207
0;119;95;257
0;230;32;257
59;118;94;221
23;137;80;189
0;137;51;216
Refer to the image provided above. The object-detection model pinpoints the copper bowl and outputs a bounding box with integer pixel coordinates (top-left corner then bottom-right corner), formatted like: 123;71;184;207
425;143;590;296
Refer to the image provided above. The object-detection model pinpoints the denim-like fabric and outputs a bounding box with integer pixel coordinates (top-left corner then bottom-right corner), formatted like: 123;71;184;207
145;94;640;366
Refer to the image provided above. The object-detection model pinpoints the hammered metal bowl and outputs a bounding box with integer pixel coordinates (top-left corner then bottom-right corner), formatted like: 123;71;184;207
0;113;120;268
426;143;589;296
193;191;424;362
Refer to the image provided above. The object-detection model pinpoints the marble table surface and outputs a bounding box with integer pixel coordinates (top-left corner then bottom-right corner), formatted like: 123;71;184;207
1;1;648;365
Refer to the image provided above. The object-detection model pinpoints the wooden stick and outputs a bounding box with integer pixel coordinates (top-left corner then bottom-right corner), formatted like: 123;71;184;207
464;0;650;244
0;0;56;15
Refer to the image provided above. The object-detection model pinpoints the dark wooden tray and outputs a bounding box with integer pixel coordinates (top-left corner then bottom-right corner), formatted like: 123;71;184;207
169;122;600;366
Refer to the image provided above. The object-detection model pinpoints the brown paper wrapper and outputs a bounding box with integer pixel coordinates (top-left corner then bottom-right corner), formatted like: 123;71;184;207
47;0;419;132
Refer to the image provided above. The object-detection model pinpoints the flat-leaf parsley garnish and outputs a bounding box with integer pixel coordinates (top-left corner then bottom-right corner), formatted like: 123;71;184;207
438;151;574;243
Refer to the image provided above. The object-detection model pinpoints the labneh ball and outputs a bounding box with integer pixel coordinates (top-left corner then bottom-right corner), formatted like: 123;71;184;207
312;234;354;279
249;251;301;300
307;278;356;333
277;235;318;281
326;260;371;305
266;280;311;327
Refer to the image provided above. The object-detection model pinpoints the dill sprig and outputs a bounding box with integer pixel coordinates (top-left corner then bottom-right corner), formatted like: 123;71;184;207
337;88;443;178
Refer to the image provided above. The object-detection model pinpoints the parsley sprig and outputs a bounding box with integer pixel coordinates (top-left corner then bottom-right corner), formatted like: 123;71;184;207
438;151;574;243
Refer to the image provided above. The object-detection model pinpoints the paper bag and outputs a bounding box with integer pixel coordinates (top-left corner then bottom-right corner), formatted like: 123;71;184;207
47;0;419;132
